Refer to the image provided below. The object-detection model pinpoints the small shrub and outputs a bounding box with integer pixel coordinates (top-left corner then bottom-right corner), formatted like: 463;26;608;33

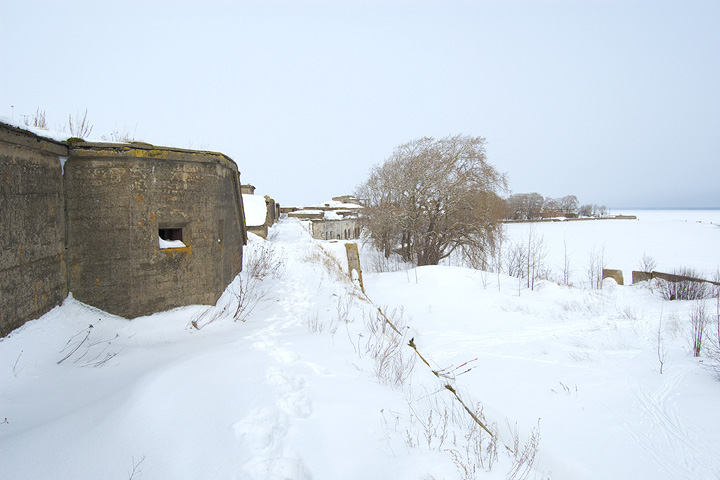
712;269;720;298
447;403;499;478
690;301;708;357
507;421;541;480
22;108;48;129
659;267;711;301
56;323;120;367
307;312;323;333
504;240;527;280
102;124;140;143
68;109;93;139
362;308;415;388
233;244;286;322
303;246;351;285
709;294;720;378
363;248;409;273
586;245;607;289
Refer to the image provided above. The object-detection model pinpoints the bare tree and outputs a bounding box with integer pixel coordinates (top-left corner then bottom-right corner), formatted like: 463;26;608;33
496;226;505;291
586;244;607;289
356;135;507;266
506;192;544;220
542;196;562;215
657;303;667;374
559;195;579;214
638;253;657;273
503;226;546;290
578;204;593;217
562;235;572;286
525;225;547;290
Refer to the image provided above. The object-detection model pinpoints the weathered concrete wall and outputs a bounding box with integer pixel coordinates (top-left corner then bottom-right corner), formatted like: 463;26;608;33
0;123;69;336
244;194;279;239
602;268;624;285
288;210;323;220
1;122;248;334
345;243;364;292
632;270;720;287
65;143;246;319
247;226;268;239
265;196;277;224
311;218;361;241
632;271;653;284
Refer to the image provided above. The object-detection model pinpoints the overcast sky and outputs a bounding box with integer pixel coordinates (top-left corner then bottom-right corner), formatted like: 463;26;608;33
2;0;718;208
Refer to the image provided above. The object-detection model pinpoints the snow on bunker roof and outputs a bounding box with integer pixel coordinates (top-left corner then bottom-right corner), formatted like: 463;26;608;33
242;194;268;227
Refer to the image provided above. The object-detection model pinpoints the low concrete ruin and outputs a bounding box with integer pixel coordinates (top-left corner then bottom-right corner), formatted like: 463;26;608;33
601;269;624;285
242;190;280;239
287;196;362;241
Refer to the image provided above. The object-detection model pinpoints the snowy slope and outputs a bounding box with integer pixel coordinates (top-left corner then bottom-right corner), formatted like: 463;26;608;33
0;220;460;479
2;214;719;479
365;268;720;479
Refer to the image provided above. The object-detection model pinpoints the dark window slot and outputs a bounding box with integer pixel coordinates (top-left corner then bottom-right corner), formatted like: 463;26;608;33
159;228;183;242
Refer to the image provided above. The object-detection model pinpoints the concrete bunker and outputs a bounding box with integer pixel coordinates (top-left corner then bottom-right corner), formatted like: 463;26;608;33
1;121;248;335
65;142;247;319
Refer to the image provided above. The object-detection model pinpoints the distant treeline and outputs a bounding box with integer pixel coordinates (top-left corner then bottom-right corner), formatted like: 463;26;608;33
505;193;607;221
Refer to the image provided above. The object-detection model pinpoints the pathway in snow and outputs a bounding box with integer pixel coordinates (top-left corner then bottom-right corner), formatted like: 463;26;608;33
232;225;319;480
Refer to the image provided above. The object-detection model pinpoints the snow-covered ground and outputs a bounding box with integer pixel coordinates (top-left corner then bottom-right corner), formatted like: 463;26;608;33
1;211;719;479
499;209;720;284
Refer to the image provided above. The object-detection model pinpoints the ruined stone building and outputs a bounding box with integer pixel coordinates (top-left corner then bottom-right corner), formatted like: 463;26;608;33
241;184;280;239
287;196;362;241
0;121;247;336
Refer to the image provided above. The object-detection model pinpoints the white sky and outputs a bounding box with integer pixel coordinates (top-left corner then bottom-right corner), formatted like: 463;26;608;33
2;0;718;208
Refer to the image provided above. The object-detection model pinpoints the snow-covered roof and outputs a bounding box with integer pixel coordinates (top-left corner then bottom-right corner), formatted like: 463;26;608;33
242;194;268;227
309;200;362;209
323;210;351;220
0;116;114;143
1;116;74;142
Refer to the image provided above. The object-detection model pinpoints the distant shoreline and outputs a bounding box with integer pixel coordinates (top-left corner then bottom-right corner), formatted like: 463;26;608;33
504;215;637;224
611;207;720;211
